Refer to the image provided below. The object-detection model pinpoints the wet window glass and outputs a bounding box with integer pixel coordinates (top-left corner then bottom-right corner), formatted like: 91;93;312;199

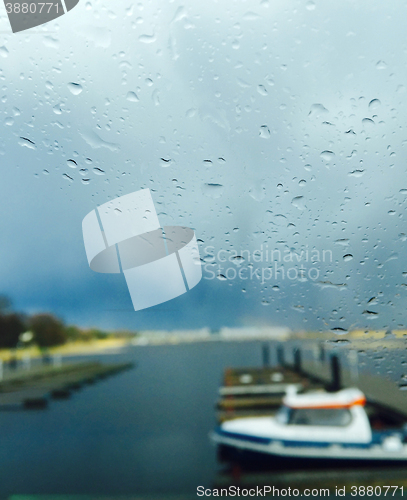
0;0;406;498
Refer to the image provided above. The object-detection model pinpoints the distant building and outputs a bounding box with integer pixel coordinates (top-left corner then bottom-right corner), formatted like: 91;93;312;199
218;326;291;341
132;326;291;345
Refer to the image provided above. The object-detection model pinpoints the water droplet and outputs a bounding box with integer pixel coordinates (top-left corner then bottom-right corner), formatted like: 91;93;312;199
273;214;288;226
43;36;59;49
309;103;328;116
67;159;77;168
160;158;173;168
317;281;347;290
139;33;156;44
257;85;268;96
362;310;379;318
63;173;73;182
200;254;212;264
291;196;306;211
330;327;348;335
320;150;335;161
18;137;36;150
306;1;316;10
67;82;83;95
217;274;227;281
79;130;118;151
0;46;9;58
243;11;261;20
327;337;350;343
335;238;350;246
126;91;139;102
343;254;353;262
152;89;160;106
348;169;365;177
376;60;387;70
362;117;375;129
202;183;224;199
93;167;105;175
77;25;111;48
368;98;381;110
259;125;270;138
249;182;266;202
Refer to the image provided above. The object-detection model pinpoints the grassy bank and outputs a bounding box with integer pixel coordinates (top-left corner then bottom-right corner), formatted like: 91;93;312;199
0;337;131;362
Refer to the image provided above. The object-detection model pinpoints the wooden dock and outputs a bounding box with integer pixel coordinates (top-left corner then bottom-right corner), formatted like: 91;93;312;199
0;361;134;409
217;366;324;422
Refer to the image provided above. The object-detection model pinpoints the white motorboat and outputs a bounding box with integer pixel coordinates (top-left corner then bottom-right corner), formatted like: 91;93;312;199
211;388;407;462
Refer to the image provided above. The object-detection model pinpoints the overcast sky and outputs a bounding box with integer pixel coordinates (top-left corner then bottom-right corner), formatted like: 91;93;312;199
0;0;406;333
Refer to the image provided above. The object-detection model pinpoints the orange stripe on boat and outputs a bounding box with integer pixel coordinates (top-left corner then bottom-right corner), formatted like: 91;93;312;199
288;396;366;409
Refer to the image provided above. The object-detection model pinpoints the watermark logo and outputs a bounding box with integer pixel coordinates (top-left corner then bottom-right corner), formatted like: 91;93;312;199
202;245;332;284
82;189;202;311
4;0;80;33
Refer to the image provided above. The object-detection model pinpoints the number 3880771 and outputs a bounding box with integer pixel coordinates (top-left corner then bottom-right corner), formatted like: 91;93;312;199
5;3;59;14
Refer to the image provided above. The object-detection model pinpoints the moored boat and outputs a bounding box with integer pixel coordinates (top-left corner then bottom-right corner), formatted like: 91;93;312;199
211;388;407;462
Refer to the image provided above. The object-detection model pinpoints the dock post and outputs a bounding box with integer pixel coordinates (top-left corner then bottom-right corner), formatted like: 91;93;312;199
262;343;270;367
330;354;341;391
0;359;3;381
52;354;62;368
312;343;319;366
319;343;325;363
22;354;31;371
293;347;302;373
348;350;358;382
276;345;285;367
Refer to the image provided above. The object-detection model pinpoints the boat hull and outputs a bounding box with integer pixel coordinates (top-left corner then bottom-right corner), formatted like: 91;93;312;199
211;429;407;463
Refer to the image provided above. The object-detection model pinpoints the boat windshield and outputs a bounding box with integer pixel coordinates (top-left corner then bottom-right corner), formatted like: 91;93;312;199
288;408;352;427
275;405;292;425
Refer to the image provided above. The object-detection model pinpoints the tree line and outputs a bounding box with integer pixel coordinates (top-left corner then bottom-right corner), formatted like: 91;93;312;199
0;296;114;349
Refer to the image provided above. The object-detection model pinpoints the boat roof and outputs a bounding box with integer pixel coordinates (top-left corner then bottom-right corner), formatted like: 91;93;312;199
283;388;366;409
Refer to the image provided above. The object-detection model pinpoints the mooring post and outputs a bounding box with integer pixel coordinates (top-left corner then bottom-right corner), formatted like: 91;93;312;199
293;347;302;373
312;343;319;366
330;354;341;391
276;345;285;367
319;343;325;363
262;343;270;367
22;354;31;371
52;354;62;368
348;350;358;382
0;359;3;381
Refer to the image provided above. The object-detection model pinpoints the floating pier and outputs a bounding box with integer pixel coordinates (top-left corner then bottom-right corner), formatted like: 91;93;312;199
0;361;134;409
217;366;324;422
